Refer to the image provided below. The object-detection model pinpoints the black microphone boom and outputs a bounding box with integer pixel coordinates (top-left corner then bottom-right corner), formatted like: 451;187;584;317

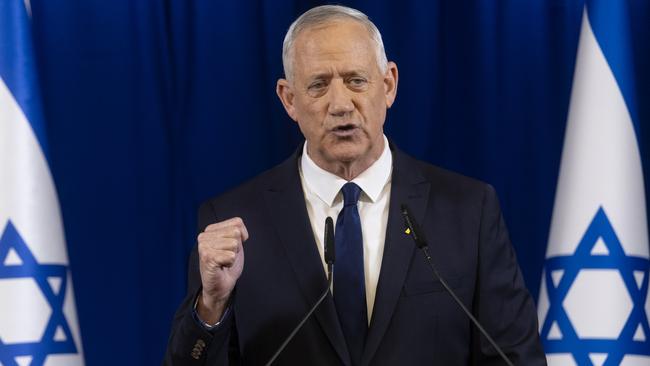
264;217;335;366
400;204;515;366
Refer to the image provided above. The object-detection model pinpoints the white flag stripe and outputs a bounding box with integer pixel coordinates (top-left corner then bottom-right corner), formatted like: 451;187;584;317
545;8;648;259
0;80;68;264
621;355;650;365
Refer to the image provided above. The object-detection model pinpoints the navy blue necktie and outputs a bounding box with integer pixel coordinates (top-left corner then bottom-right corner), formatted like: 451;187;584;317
333;182;367;365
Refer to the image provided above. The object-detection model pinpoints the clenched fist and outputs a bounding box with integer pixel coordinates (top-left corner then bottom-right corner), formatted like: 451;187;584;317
196;217;248;324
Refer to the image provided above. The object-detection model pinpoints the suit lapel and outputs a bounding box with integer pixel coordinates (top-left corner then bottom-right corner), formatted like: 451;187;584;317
361;149;430;366
263;151;351;366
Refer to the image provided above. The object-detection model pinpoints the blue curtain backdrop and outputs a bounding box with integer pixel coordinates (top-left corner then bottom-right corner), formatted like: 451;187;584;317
22;0;649;364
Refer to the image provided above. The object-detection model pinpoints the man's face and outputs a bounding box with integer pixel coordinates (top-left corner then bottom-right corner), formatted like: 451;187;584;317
277;20;398;173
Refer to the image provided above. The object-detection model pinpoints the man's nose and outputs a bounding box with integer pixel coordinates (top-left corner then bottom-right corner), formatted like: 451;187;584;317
327;79;354;116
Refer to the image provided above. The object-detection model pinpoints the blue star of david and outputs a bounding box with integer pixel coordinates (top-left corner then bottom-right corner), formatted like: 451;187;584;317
541;207;650;365
0;220;78;366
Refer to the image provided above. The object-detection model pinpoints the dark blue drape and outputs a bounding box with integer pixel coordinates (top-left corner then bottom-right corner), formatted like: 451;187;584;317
26;0;649;364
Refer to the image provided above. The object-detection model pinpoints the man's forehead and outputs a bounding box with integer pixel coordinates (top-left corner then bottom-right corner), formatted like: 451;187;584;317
293;21;377;70
295;19;372;49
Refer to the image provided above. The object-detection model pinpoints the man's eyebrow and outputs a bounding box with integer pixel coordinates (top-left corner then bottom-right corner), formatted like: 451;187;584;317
340;70;369;78
308;72;333;80
307;70;369;80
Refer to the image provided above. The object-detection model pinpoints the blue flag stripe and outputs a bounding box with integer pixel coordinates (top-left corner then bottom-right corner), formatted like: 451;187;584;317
0;0;49;157
586;0;640;133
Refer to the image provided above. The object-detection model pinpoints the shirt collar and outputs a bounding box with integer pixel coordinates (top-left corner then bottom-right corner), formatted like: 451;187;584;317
300;135;392;206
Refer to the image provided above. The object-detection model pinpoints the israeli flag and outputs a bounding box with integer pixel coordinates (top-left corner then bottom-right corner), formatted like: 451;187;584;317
537;0;650;365
0;0;85;365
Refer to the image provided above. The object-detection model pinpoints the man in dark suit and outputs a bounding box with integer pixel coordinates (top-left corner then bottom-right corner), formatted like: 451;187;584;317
165;5;546;365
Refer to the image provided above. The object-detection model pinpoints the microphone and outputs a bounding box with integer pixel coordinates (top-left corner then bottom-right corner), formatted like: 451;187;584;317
400;205;515;366
324;216;335;265
264;217;335;366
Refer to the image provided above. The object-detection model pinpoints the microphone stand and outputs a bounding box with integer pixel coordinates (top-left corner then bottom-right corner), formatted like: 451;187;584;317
264;217;335;366
264;266;333;366
401;205;515;366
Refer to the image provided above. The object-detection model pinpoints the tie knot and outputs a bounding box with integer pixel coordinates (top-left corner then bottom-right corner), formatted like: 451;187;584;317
341;182;362;207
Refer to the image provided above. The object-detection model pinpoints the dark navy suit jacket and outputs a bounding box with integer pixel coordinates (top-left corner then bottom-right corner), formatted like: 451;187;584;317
164;145;546;365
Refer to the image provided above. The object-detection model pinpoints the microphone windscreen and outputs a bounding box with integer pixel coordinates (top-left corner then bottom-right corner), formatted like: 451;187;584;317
324;217;335;264
401;204;427;249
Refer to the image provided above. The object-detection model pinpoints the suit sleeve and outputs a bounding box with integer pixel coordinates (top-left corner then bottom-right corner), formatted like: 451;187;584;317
471;184;547;366
163;201;239;365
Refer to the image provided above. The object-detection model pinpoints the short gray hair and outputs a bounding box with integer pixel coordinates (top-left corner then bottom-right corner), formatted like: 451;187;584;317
282;5;389;80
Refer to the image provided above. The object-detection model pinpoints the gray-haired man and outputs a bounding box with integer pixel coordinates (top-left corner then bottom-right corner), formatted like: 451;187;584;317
164;5;545;365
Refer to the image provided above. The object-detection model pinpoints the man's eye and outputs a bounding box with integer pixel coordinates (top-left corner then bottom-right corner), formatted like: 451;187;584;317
308;81;327;90
348;77;367;87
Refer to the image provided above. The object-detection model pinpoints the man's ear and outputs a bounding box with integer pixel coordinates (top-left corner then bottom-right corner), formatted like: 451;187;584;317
277;79;298;121
383;61;399;108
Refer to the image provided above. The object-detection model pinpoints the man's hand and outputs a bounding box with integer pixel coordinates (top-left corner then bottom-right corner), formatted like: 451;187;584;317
196;217;248;324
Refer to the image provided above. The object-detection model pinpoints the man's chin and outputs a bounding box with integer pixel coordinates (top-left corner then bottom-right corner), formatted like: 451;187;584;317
324;144;368;164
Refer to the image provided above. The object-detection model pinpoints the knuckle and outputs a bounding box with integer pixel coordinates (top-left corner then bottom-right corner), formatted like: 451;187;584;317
197;240;207;253
198;246;211;259
227;251;237;262
218;250;236;263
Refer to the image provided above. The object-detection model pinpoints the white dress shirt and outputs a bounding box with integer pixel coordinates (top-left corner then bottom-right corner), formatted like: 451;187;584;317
299;135;392;323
